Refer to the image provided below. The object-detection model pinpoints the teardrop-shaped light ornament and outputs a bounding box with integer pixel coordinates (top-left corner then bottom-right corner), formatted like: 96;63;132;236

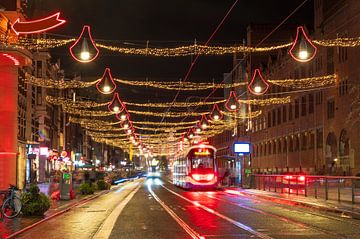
108;93;125;113
182;132;189;142
225;91;240;111
247;69;269;96
96;68;117;94
69;25;99;63
209;103;223;121
289;26;317;63
199;114;209;129
194;124;202;134
187;128;195;139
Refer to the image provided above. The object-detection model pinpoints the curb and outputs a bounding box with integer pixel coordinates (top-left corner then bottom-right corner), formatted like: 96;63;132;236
5;188;113;239
235;190;360;219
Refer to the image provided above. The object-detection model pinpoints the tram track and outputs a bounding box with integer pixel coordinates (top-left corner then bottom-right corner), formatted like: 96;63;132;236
220;190;360;228
200;191;349;239
157;183;274;239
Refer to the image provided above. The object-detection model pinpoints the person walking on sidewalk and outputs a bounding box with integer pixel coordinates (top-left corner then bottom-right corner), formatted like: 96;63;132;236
230;167;237;187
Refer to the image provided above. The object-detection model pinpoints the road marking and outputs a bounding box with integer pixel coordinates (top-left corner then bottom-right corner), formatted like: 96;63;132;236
161;185;274;239
148;180;205;239
93;181;142;239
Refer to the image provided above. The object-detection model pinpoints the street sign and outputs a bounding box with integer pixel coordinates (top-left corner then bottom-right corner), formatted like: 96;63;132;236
233;142;250;154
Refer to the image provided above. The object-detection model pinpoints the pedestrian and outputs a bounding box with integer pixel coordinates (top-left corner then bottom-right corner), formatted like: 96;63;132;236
230;167;237;186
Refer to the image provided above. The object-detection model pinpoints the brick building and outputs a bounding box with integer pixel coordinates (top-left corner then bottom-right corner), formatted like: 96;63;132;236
250;0;360;176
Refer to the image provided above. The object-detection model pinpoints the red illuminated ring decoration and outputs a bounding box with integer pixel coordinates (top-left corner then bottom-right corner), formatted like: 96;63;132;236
289;26;317;63
247;69;269;96
115;108;130;121
69;25;99;63
11;12;66;35
96;68;117;94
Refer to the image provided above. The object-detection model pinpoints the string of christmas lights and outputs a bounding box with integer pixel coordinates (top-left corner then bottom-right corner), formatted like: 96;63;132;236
239;97;291;106
114;78;246;90
24;74;98;89
223;110;262;119
46;96;108;108
127;109;209;118
269;74;336;88
3;35;360;58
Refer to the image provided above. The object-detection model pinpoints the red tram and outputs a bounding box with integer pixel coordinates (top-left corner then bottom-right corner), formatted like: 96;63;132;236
173;143;217;189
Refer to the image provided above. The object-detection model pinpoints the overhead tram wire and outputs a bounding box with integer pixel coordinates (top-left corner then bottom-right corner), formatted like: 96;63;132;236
179;0;310;123
158;0;240;126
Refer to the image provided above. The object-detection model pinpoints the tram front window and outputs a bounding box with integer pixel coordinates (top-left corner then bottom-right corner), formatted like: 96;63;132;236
192;157;213;170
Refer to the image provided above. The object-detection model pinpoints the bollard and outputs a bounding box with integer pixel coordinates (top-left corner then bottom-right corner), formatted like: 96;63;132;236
325;178;328;200
352;179;355;204
338;179;341;202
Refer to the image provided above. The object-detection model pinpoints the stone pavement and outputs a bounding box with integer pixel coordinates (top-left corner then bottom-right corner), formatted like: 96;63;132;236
0;186;111;239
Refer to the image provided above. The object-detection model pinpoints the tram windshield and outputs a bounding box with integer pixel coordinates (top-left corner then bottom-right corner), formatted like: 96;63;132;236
188;148;214;171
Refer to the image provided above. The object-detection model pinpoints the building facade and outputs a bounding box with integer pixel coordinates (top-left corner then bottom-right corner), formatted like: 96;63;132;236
249;0;360;176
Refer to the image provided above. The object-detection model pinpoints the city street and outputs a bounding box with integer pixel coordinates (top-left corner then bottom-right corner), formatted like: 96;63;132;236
11;178;360;239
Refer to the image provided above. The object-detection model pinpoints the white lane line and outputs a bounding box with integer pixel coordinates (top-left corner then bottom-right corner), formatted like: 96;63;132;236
93;181;143;239
147;180;204;239
161;185;274;239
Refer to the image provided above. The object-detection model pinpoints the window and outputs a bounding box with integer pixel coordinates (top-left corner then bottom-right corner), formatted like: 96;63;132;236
277;108;281;125
273;141;277;154
282;106;287;122
309;132;315;149
267;112;271;128
277;140;282;154
295;98;299;118
289;137;294;152
301;96;307;116
36;61;42;77
327;99;335;119
294;135;300;151
309;94;314;114
272;110;276;127
339;78;349;96
316;128;323;148
289;103;293;120
315;91;323;105
301;133;307;150
283;138;287;153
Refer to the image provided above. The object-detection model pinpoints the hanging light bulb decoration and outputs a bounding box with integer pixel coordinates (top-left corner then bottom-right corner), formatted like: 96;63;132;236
126;127;134;135
209;103;223;121
225;91;240;111
107;93;125;113
121;118;132;129
182;132;189;142
194;124;202;134
116;109;128;121
247;69;269;96
69;25;99;63
187;128;195;139
96;68;117;94
199;114;209;129
289;26;317;62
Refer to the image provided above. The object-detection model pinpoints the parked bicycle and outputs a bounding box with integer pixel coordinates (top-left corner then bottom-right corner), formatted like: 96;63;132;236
0;184;22;219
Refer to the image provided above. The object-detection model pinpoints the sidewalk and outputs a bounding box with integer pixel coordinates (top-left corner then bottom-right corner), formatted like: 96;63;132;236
223;187;360;219
0;188;111;239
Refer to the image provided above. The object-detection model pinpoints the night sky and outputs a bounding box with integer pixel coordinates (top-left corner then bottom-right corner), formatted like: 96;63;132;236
26;0;313;109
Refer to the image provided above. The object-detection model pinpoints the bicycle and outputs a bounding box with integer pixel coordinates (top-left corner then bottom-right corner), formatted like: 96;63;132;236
0;185;22;219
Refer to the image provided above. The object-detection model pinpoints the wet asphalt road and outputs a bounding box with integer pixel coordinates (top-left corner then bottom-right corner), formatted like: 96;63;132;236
12;178;360;239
